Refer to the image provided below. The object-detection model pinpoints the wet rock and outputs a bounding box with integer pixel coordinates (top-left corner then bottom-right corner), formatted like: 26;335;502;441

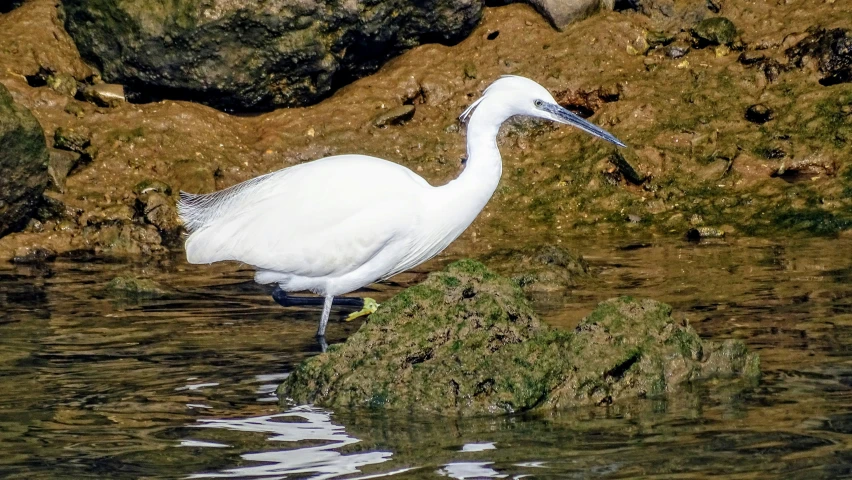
11;246;57;264
133;179;181;242
135;190;182;244
373;105;416;128
524;0;601;31
80;83;125;108
53;126;90;154
47;148;82;193
61;0;483;111
691;17;737;47
760;59;783;83
104;276;167;298
81;204;135;226
46;72;78;97
686;226;725;240
745;104;773;124
133;179;172;197
786;28;852;86
0;83;49;238
279;261;759;415
84;222;166;257
63;102;85;118
771;155;837;180
665;43;690;59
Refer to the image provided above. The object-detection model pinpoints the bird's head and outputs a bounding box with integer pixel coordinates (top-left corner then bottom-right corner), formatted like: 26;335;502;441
460;76;626;147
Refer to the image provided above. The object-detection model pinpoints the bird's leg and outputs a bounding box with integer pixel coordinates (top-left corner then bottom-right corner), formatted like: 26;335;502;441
316;335;328;353
317;295;334;338
344;297;380;322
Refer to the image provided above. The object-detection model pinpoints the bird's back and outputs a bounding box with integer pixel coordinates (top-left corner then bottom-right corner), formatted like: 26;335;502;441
179;155;432;279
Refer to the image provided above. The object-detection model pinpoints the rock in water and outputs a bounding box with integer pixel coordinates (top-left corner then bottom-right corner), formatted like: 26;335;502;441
61;0;483;111
279;260;759;416
0;83;49;237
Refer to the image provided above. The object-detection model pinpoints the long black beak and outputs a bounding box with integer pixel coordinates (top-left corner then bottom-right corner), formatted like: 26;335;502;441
542;103;627;147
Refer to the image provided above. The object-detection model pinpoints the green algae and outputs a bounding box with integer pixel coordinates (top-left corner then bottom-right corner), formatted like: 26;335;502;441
279;261;759;416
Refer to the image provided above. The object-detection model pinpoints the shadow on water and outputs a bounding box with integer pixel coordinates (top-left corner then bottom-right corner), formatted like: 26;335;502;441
0;237;851;478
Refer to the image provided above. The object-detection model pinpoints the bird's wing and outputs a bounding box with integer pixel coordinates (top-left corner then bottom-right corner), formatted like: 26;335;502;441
180;155;431;278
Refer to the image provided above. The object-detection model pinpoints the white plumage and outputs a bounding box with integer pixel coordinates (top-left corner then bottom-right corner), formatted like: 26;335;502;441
179;76;625;338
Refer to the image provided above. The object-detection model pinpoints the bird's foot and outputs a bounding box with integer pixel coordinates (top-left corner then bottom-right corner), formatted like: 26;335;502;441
344;297;379;322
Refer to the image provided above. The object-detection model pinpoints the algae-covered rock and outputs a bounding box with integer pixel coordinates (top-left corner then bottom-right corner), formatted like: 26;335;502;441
544;297;758;409
279;261;759;416
0;83;49;238
691;17;737;47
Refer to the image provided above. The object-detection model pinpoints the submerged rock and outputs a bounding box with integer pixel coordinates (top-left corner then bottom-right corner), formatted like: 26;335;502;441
483;245;589;295
0;83;49;238
61;0;483;111
104;276;168;298
279;260;759;416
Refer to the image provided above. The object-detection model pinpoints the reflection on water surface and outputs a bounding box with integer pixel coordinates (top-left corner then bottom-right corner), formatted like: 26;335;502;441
0;236;850;479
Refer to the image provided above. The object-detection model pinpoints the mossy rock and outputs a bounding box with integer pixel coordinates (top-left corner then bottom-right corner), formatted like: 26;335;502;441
279;260;759;416
691;17;737;47
0;83;49;237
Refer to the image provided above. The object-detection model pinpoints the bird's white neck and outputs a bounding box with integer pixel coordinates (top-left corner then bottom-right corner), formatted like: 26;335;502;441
446;97;513;204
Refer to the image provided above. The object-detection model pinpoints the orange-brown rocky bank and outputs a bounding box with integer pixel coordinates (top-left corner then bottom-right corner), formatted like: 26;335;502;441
0;0;850;263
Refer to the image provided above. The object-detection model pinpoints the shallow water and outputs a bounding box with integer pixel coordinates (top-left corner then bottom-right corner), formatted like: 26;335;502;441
1;236;851;479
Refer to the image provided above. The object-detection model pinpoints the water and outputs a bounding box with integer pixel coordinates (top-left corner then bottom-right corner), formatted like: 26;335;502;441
1;236;851;479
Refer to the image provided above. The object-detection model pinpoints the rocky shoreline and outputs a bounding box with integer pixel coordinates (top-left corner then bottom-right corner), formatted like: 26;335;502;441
0;0;850;263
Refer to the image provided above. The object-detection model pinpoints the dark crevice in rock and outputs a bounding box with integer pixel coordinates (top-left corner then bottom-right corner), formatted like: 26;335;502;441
613;0;640;12
605;351;641;379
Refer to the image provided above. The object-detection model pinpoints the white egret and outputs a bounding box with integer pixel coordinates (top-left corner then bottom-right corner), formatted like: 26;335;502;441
178;76;625;343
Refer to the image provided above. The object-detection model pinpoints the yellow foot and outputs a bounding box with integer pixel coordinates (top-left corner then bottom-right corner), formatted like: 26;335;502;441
344;297;379;322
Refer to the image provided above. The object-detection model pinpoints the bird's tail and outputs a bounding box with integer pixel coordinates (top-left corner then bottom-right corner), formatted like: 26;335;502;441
177;171;279;233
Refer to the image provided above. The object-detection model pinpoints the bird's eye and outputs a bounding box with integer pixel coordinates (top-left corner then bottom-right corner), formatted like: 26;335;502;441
534;99;544;108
